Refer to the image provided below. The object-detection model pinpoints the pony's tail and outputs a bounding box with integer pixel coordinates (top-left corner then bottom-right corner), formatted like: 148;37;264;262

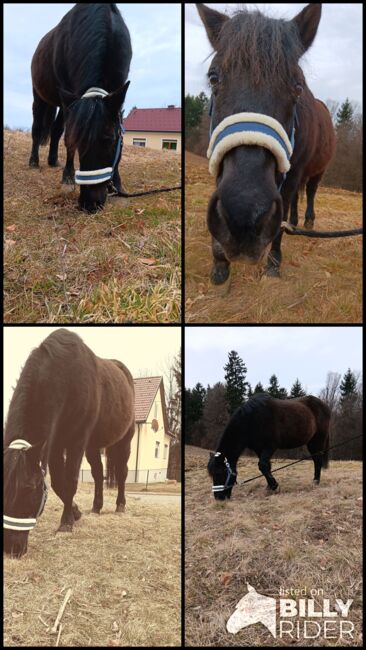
106;446;116;488
39;105;57;146
322;431;330;469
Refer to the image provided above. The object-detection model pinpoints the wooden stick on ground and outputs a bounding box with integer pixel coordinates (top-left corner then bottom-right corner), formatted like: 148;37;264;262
55;623;63;647
51;588;72;634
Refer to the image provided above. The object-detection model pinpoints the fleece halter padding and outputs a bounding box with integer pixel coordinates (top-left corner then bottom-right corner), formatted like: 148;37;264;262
3;439;48;532
75;87;122;186
207;112;294;177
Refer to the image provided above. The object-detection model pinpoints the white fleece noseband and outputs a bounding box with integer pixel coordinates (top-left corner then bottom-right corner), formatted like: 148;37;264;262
207;112;294;177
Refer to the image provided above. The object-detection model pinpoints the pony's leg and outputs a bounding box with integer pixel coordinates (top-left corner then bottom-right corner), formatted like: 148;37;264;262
266;230;284;278
48;108;64;167
304;173;323;229
85;447;104;514
62;132;76;184
29;89;56;167
48;446;81;530
211;238;230;285
258;449;278;490
289;190;299;226
112;430;134;513
307;439;323;484
56;448;84;532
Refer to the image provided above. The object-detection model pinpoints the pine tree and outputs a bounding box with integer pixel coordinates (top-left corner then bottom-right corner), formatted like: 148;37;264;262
253;382;265;395
185;382;206;441
339;369;357;405
224;350;249;414
267;374;281;397
247;383;253;398
290;378;306;398
336;99;354;127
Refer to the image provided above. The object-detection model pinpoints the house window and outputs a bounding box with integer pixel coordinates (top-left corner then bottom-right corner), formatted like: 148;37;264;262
164;444;168;460
133;138;146;147
155;441;160;458
162;139;177;150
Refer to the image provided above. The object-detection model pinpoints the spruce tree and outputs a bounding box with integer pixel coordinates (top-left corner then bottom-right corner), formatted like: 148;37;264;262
224;350;248;414
267;374;281;397
339;369;357;405
253;382;265;395
290;378;306;398
336;98;353;127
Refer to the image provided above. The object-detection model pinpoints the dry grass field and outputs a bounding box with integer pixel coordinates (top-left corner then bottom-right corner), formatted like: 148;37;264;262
4;483;181;647
4;129;181;323
185;445;362;647
185;152;362;323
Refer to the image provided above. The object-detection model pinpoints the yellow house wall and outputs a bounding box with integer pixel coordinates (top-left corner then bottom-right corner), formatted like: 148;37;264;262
79;389;171;484
124;131;181;153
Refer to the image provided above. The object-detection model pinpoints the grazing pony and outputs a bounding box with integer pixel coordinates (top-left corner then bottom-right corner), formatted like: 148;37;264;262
197;3;336;283
29;3;132;213
208;394;330;499
4;329;135;557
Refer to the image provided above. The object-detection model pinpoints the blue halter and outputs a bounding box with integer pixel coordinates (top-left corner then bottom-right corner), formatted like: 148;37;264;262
75;87;125;186
211;452;237;494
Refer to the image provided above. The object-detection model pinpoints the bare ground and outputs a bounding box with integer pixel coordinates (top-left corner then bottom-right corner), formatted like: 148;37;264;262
185;152;362;323
4;484;181;647
4;129;181;323
185;445;362;646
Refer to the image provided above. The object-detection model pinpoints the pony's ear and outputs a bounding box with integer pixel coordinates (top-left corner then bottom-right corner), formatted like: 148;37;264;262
196;3;229;51
58;87;78;108
292;3;322;53
104;81;130;115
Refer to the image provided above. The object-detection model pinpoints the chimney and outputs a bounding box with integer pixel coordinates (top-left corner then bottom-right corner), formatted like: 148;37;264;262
167;104;175;109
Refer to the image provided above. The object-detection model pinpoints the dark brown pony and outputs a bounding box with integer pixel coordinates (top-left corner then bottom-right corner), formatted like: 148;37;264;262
29;4;131;213
208;394;331;499
290;98;336;228
4;329;135;557
197;3;336;283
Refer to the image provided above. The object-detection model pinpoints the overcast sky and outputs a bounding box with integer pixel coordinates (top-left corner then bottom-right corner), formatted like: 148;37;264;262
185;326;362;395
4;326;181;421
4;3;181;129
185;3;362;109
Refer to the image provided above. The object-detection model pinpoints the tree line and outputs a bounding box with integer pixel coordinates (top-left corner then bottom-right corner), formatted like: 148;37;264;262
185;350;362;461
185;94;362;193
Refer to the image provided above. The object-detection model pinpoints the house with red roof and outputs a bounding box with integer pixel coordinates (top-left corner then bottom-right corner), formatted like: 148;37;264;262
123;105;181;153
79;376;174;484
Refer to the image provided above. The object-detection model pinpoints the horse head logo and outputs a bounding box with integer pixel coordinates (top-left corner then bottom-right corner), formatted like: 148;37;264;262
227;583;276;637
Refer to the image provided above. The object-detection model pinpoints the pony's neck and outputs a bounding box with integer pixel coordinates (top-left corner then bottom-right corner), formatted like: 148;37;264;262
216;417;245;466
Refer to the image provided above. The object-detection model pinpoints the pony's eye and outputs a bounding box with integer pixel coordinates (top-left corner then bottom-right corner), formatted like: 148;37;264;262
294;83;303;97
209;72;219;86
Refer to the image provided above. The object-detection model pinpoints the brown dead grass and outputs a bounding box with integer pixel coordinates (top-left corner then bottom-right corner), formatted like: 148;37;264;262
4;129;181;323
4;483;181;647
185;445;362;646
185;152;362;323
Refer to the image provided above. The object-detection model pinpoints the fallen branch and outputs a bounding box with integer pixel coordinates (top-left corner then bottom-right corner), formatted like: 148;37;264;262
55;623;63;647
51;588;72;634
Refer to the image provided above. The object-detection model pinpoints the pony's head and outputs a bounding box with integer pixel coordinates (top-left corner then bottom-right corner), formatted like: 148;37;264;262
3;441;47;558
197;3;321;263
208;452;237;500
60;82;130;213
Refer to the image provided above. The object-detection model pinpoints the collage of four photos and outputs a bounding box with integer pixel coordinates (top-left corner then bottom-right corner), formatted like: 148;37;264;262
3;2;362;648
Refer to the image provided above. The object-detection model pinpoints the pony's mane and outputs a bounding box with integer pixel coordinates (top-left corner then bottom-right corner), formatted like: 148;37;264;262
217;8;304;88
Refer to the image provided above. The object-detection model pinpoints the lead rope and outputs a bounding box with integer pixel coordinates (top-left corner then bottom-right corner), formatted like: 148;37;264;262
281;222;362;238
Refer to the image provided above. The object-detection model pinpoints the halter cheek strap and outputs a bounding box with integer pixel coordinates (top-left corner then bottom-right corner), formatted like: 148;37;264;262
3;439;48;532
207;112;294;177
211;452;237;493
74;87;123;186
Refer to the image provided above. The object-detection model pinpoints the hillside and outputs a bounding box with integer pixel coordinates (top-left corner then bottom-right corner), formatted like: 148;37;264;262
185;445;362;646
185;152;362;323
4;129;181;323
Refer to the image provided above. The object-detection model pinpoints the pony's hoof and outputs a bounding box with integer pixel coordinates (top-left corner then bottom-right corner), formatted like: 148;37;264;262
29;160;39;168
91;509;101;515
115;505;126;513
265;265;281;278
62;176;75;185
48;160;60;167
313;480;320;487
304;219;314;230
72;504;82;520
266;484;279;493
56;524;73;533
211;265;230;285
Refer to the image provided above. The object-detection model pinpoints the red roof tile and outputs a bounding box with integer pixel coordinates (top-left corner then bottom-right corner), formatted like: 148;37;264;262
124;107;181;133
134;376;163;422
